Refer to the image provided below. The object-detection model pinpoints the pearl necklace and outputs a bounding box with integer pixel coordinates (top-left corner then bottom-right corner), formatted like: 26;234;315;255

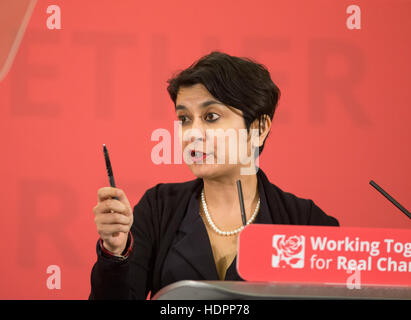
200;189;260;236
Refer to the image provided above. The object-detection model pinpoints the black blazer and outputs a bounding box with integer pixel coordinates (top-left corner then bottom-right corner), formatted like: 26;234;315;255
89;168;339;300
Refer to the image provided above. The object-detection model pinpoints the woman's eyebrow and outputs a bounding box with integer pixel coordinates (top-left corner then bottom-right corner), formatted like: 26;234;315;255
175;99;224;111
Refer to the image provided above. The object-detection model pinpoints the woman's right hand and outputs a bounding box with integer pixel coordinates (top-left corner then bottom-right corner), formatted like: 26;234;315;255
93;187;133;256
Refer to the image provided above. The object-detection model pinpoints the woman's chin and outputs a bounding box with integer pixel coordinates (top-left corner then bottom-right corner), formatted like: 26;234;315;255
188;163;239;180
188;163;221;179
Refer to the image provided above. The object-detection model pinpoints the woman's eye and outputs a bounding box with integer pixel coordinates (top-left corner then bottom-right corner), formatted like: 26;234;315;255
204;112;220;122
178;115;189;124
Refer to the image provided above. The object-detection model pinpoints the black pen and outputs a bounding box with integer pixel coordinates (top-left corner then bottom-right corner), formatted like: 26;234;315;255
236;180;247;226
103;144;119;200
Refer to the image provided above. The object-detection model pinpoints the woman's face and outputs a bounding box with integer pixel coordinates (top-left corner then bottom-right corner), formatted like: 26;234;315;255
175;83;259;179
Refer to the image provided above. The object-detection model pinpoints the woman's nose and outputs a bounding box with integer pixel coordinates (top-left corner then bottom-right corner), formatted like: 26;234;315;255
188;117;206;142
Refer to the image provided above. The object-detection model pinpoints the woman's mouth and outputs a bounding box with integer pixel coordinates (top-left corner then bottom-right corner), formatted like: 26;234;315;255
190;150;211;163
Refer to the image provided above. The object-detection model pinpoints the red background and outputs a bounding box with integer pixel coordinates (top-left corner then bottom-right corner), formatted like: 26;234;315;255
0;0;410;299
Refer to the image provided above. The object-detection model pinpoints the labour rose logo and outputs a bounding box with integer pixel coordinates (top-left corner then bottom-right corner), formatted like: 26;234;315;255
272;235;305;268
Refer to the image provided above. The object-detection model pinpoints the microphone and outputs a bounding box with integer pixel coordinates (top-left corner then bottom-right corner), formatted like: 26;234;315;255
236;180;247;226
370;180;411;220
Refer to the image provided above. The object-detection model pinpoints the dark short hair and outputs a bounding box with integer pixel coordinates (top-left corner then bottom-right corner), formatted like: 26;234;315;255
166;51;281;155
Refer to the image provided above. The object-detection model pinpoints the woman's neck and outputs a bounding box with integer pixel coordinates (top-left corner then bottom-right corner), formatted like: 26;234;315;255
202;171;259;222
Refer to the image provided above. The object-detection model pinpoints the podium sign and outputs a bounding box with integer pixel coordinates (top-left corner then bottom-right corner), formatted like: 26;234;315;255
237;224;411;287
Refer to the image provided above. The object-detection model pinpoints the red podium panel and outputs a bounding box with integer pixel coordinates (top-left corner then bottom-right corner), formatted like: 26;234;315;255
237;224;411;287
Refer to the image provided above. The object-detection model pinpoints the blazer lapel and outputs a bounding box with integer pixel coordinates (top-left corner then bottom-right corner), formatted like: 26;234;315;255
171;189;219;280
172;219;219;280
172;170;275;281
158;168;283;288
257;168;290;224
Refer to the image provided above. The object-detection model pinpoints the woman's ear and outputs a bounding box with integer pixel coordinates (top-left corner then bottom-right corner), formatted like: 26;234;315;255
249;115;271;148
259;115;272;147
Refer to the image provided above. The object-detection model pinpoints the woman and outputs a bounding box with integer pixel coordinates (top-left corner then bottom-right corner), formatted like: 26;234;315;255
89;51;339;300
